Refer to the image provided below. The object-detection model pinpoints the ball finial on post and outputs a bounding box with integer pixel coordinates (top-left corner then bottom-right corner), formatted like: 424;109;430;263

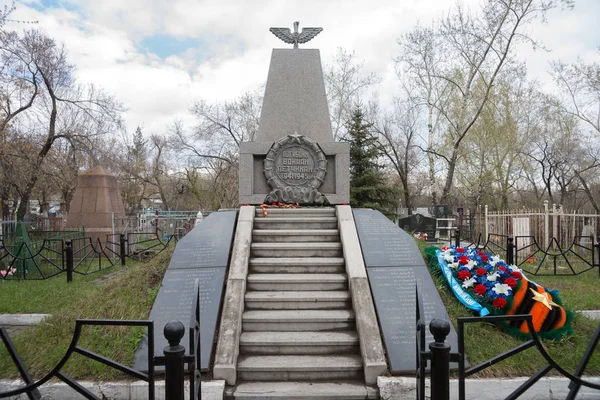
164;320;185;347
429;318;451;343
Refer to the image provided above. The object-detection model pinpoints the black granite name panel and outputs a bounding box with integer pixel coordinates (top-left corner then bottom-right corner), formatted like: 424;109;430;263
168;211;237;269
353;208;460;374
367;266;457;373
353;209;423;268
134;210;237;372
134;267;226;371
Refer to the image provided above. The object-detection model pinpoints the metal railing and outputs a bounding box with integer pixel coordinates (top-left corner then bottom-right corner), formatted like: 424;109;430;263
154;278;202;400
416;285;600;400
1;230;180;282
451;230;599;276
0;320;155;400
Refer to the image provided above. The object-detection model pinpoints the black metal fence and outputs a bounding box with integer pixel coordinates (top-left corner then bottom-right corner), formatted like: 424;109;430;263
0;231;179;282
452;230;600;276
0;320;156;400
416;285;600;400
0;278;202;400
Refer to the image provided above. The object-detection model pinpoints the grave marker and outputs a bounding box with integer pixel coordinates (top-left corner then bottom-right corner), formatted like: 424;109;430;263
353;209;460;374
134;210;237;371
397;213;436;240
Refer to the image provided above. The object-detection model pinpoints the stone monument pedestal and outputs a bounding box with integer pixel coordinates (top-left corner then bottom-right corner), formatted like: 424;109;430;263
239;141;349;205
239;48;349;205
66;166;126;249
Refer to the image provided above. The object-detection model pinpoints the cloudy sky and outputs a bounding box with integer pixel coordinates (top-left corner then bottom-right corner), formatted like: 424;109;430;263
7;0;600;136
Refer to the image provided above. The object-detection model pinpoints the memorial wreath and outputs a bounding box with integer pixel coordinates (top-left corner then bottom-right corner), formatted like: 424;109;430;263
425;246;573;340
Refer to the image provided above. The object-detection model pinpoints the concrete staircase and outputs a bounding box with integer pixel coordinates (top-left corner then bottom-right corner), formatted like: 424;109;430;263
225;207;378;399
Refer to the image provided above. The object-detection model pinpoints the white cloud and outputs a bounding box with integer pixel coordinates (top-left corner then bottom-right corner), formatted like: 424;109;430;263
6;0;599;137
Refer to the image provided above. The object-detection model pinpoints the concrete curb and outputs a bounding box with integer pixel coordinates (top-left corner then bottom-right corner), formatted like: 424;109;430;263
213;206;254;385
0;379;225;400
378;376;600;400
2;377;598;399
0;314;50;325
336;205;387;384
580;310;600;320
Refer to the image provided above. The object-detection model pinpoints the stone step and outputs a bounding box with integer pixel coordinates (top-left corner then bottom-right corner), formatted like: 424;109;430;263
251;242;342;258
239;331;359;355
252;229;340;242
247;274;348;291
249;257;346;274
254;217;338;230
245;291;351;310
242;309;355;331
237;355;363;381
225;381;379;399
255;208;336;217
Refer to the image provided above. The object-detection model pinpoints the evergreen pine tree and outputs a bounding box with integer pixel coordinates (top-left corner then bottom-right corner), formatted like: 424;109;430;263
347;107;398;219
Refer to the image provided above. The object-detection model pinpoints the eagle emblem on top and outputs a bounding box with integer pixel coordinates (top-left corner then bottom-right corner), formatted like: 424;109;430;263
269;21;323;49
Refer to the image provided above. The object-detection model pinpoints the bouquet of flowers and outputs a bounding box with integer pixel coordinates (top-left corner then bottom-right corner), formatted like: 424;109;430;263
0;267;17;279
427;246;573;340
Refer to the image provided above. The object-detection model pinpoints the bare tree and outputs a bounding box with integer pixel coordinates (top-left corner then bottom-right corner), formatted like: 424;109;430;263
550;54;600;211
324;48;380;141
396;0;573;204
372;98;422;212
172;90;262;209
0;29;123;219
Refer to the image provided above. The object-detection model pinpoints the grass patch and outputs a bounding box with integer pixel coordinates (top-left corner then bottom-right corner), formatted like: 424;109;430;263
0;246;172;380
418;239;600;377
1;236;597;380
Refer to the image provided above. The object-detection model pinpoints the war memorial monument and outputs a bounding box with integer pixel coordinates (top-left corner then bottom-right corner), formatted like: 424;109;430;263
136;22;457;399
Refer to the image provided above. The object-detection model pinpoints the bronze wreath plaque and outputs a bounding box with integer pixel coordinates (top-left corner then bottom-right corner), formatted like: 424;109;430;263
263;134;328;205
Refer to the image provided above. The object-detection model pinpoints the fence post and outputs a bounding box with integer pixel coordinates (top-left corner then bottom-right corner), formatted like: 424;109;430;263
429;319;451;400
484;205;489;243
454;230;460;248
507;237;514;265
596;241;600;278
65;240;73;283
119;234;127;266
543;201;549;249
164;321;185;400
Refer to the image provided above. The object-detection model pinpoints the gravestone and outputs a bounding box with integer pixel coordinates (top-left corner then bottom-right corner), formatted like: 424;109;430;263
354;209;459;374
434;204;448;218
239;22;349;205
65;166;126;249
397;213;436;239
133;210;237;371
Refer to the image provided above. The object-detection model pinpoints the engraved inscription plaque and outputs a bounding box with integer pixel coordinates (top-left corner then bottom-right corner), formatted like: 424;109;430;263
167;211;237;269
263;134;328;204
353;209;423;268
367;267;458;373
353;208;462;373
275;146;316;185
134;267;227;371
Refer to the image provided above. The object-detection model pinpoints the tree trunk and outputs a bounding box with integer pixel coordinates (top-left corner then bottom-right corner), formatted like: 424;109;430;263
441;150;458;204
427;103;437;204
575;171;600;213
